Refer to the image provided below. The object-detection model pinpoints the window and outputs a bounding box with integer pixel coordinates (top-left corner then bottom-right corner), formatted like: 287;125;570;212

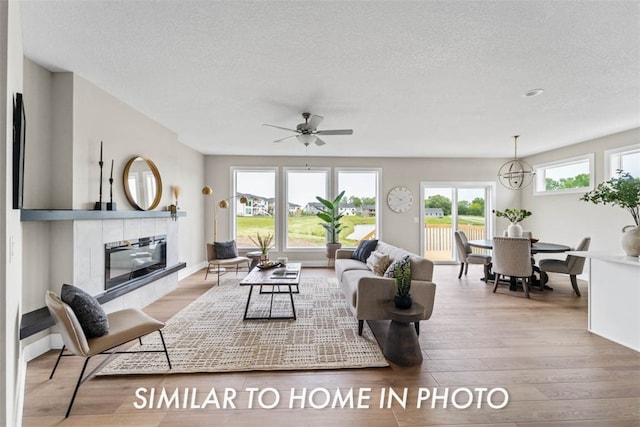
421;183;494;262
233;168;276;248
337;169;380;246
534;154;594;196
605;144;640;178
285;168;329;248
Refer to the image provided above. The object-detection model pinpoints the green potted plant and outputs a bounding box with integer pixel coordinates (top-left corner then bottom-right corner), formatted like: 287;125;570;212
394;257;412;309
249;232;274;263
580;170;640;256
492;208;532;237
316;190;347;259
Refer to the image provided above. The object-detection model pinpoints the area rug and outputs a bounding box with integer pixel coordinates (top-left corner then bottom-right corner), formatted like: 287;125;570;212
98;277;388;375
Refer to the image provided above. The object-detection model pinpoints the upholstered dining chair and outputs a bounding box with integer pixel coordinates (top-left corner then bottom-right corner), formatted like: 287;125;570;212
45;291;171;417
205;243;251;282
492;237;534;298
454;230;492;279
538;237;591;297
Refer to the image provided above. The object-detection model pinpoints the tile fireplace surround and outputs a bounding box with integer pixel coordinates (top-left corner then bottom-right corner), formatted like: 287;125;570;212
20;213;184;340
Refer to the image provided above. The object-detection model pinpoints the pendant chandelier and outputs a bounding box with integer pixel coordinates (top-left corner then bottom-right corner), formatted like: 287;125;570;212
497;135;535;190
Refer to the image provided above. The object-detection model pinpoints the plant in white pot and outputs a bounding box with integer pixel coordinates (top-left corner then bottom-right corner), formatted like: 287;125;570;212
580;170;640;256
492;208;532;237
316;190;347;259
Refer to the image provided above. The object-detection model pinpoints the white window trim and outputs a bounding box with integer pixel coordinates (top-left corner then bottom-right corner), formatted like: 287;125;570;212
283;167;331;251
230;166;278;249
335;167;382;247
604;143;640;179
533;153;594;196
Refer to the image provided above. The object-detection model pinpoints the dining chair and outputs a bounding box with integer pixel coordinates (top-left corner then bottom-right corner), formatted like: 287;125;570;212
492;237;533;298
538;237;591;296
454;230;492;279
46;291;171;417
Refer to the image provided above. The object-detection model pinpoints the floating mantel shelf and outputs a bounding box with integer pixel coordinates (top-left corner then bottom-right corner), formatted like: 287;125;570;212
21;209;186;222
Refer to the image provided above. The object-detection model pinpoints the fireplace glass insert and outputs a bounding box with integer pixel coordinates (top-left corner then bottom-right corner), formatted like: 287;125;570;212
105;235;167;290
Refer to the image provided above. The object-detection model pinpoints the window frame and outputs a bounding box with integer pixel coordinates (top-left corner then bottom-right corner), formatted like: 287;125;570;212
283;167;331;251
604;143;640;179
533;153;595;196
231;166;278;249
335;167;382;247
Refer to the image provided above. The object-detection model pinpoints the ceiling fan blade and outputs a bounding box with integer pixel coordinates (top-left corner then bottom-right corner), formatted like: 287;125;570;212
262;123;299;133
307;114;324;130
316;129;353;135
273;134;297;143
314;137;327;146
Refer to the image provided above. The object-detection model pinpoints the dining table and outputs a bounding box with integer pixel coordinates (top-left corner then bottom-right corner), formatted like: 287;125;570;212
467;239;571;291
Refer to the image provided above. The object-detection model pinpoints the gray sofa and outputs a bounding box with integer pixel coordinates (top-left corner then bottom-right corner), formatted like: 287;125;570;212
335;241;436;335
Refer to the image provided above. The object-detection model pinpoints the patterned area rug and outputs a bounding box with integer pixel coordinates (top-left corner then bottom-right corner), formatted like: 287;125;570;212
99;277;388;375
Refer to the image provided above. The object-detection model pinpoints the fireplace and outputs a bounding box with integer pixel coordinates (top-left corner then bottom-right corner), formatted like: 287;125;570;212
104;235;167;291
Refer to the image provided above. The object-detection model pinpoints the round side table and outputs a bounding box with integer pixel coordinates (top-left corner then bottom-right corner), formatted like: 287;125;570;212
382;301;424;366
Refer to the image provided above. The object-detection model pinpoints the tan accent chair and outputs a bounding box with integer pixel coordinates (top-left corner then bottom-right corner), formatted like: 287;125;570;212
454;230;492;279
205;243;251;282
492;237;534;298
539;237;591;297
45;291;171;417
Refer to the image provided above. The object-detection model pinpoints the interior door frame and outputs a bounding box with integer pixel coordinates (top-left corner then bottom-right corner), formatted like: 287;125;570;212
420;181;496;264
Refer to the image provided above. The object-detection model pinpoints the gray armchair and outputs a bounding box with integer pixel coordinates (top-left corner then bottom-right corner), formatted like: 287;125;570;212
492;237;533;298
454;230;491;279
538;237;591;297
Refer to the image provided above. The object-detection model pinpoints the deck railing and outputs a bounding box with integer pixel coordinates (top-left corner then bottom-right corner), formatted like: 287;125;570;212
424;224;486;260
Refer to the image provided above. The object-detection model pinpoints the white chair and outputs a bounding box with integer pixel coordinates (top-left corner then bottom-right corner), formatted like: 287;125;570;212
492;237;533;298
46;291;171;417
539;237;591;297
454;230;491;279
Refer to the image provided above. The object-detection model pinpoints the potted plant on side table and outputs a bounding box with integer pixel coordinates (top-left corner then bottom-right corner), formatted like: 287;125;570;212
394;256;413;309
316;190;347;259
580;170;640;256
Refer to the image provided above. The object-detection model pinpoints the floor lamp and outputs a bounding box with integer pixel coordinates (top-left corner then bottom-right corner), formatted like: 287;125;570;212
201;185;249;243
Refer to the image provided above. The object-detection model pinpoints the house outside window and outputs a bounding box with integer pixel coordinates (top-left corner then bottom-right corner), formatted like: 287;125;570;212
232;168;276;248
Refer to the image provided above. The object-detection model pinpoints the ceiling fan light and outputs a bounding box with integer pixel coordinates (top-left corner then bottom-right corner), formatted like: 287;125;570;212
297;134;317;146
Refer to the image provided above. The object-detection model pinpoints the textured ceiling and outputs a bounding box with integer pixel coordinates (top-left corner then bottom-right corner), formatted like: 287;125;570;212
19;0;640;158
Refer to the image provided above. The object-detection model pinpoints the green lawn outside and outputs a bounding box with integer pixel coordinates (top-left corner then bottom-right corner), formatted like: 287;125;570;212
237;215;376;247
236;214;484;248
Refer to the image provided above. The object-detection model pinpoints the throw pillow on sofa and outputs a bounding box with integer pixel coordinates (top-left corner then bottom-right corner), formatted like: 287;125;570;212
60;283;109;338
384;255;411;278
366;250;391;275
351;239;378;262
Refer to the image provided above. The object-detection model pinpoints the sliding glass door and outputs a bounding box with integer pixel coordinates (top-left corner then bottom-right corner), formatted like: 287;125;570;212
421;183;494;263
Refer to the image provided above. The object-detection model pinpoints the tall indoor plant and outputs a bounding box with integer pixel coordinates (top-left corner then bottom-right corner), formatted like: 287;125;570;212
580;170;640;256
316;190;347;258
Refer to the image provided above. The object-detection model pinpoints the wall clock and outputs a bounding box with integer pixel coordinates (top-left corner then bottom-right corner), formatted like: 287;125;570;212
387;186;413;213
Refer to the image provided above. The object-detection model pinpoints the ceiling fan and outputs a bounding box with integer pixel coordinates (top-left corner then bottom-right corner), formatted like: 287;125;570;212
263;112;353;146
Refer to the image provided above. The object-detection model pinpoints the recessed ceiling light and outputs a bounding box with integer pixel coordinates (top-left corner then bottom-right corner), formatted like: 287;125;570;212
524;88;544;97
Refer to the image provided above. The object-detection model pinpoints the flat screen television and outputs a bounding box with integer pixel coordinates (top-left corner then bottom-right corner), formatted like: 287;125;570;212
13;93;26;209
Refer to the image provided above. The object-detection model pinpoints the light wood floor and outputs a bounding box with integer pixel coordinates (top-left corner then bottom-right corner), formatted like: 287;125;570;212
22;265;640;426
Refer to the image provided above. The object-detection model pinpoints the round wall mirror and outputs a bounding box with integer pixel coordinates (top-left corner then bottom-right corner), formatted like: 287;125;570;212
123;156;163;210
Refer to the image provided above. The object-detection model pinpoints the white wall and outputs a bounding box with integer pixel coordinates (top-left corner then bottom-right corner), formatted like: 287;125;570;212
523;128;640;255
205;155;517;261
1;1;24;425
21;65;207;319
